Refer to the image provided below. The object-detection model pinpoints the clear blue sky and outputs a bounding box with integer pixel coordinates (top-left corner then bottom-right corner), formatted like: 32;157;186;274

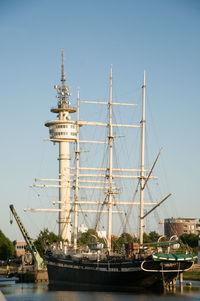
0;0;199;241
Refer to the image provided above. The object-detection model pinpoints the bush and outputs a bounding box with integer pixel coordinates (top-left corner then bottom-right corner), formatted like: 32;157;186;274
0;230;15;260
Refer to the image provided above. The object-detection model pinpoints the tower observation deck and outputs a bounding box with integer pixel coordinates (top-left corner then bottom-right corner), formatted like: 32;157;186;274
45;51;77;242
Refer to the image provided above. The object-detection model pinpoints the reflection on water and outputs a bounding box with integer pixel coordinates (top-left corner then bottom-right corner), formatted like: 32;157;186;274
0;281;200;301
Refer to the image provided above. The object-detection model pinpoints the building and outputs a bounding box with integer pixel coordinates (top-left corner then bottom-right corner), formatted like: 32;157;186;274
77;224;107;241
13;240;27;257
77;224;88;239
164;218;200;238
97;230;107;239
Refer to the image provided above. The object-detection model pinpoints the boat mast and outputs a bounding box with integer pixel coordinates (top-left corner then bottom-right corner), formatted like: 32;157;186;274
26;59;146;246
139;71;146;246
107;65;113;252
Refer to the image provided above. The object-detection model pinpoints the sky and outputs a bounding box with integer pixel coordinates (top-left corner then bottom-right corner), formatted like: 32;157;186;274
0;0;199;241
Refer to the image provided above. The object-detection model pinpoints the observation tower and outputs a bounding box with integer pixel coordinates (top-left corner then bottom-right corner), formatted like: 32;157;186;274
45;51;77;242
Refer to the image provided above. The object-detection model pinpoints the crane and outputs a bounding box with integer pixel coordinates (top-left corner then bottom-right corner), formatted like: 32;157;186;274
9;204;44;271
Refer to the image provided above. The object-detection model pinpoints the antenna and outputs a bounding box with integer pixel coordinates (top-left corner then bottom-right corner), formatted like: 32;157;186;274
54;51;71;108
61;50;66;83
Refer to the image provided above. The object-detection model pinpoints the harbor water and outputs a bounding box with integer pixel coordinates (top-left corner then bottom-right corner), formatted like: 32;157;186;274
1;281;200;301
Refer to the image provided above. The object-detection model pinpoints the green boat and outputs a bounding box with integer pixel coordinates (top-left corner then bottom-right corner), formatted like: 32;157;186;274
153;253;197;262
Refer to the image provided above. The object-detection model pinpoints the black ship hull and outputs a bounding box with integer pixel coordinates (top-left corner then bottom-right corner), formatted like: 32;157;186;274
46;255;193;292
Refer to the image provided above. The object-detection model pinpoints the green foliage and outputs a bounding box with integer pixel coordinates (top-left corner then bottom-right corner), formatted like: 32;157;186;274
0;230;15;260
142;232;198;255
34;228;63;259
175;244;187;254
112;232;135;253
112;231;163;253
183;270;200;280
143;232;152;244
143;231;162;244
77;229;103;247
148;231;160;242
179;233;198;254
180;233;198;248
111;236;118;250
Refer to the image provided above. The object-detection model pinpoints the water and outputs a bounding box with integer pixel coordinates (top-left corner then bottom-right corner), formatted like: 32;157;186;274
1;281;200;301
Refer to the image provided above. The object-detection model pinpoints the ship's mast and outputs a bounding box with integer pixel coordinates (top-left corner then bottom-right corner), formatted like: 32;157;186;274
107;65;113;252
139;71;146;246
25;62;169;250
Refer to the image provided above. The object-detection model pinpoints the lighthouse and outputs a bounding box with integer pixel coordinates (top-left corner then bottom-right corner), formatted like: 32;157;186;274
45;51;77;242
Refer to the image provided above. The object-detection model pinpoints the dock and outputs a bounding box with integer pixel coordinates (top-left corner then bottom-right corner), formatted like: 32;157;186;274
0;265;48;283
17;269;48;283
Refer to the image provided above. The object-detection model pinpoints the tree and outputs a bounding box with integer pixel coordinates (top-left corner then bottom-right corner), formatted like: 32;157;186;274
77;229;102;247
112;232;135;253
148;231;160;242
143;232;151;244
0;230;15;261
143;231;161;244
179;233;198;249
34;228;63;259
111;236;118;250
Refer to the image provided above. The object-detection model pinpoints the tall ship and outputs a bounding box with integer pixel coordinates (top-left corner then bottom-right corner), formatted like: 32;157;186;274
27;52;196;292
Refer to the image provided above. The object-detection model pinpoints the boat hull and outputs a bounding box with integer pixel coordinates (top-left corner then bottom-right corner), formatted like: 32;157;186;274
46;257;193;292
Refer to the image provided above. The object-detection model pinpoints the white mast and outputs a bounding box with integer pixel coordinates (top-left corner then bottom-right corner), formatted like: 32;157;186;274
26;63;171;250
107;65;113;252
139;71;146;246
